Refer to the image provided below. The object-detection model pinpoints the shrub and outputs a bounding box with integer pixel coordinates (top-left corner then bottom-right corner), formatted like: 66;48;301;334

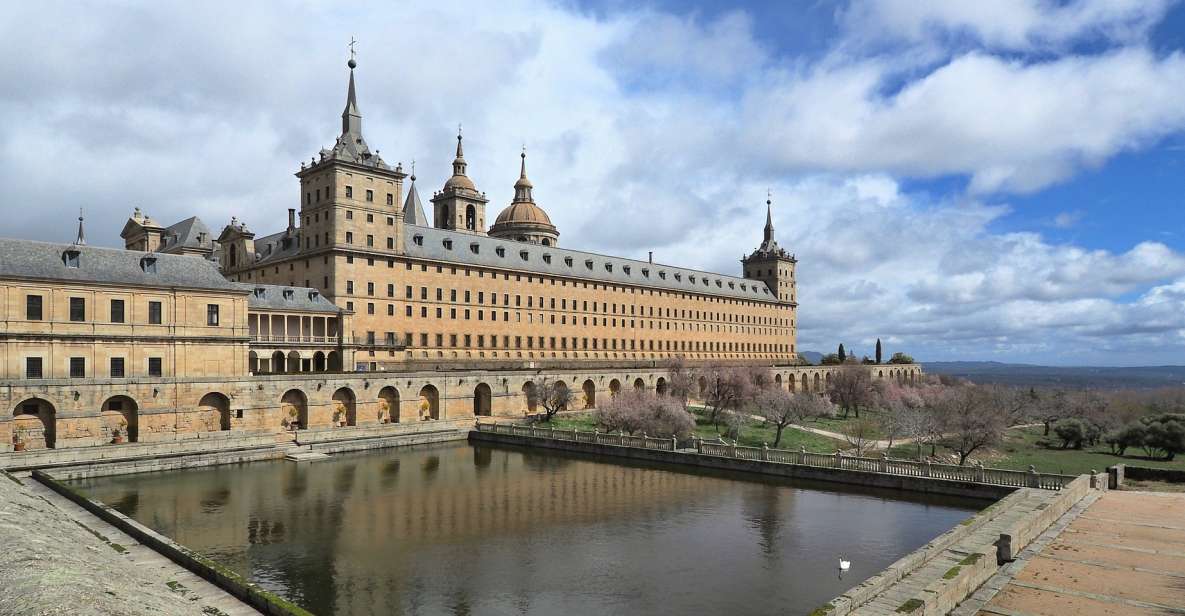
1142;414;1185;460
1053;418;1087;449
594;390;695;439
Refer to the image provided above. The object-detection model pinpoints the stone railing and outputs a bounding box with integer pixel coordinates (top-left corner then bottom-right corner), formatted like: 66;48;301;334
473;422;1075;491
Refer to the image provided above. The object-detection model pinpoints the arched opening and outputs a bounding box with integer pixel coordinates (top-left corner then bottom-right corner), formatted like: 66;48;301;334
522;381;538;413
473;383;492;417
248;351;259;374
332;387;356;427
379;386;400;424
313;351;326;372
281;389;308;430
12;398;55;450
582;379;596;409
609;379;622;397
553;382;569;412
101;395;139;444
541;238;551;246
656;377;668;396
825;372;833;390
813;373;822;392
633;378;645;391
198;392;232;432
788;375;796;393
271;351;285;374
286;351;301;373
697;376;708;399
327;351;343;372
774;374;783;388
465;204;476;231
419;385;440;420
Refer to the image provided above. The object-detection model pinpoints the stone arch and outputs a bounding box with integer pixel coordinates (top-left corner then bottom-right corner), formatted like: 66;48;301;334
522;381;538;413
248;351;259;374
801;373;809;393
101;395;139;443
788;375;796;393
813;373;822;392
582;379;596;409
379;386;400;424
465;204;477;231
774;374;783;388
825;372;833;389
281;389;308;430
419;384;440;420
327;351;343;372
271;350;285;373
553;381;570;412
12;398;55;450
332;387;357;427
632;377;645;391
609;379;622;396
286;351;301;373
313;351;326;372
198;392;232;432
473;383;492;417
656;377;668;396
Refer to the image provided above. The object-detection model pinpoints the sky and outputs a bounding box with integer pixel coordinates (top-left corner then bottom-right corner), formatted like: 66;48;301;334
2;0;1185;367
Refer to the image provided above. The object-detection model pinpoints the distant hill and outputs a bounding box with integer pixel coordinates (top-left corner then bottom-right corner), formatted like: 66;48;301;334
799;351;824;364
923;361;1185;390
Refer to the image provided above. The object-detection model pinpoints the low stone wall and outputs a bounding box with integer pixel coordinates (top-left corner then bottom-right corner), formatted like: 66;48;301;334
0;430;278;471
294;419;471;445
470;430;1012;499
1111;463;1185;486
996;475;1090;562
33;469;313;616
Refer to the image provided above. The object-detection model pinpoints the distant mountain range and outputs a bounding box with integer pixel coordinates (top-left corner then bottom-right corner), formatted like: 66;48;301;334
921;361;1185;390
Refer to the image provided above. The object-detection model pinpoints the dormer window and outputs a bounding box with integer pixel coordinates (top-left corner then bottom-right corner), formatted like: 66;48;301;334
688;275;695;283
741;284;747;291
283;289;295;300
674;273;682;282
495;247;506;257
413;235;424;246
139;256;158;273
641;268;649;277
623;265;631;275
585;260;594;269
658;271;666;279
62;249;80;268
542;254;552;264
716;279;722;287
308;290;319;300
604;263;613;272
254;287;266;298
728;282;735;289
564;257;573;267
470;243;480;254
443;239;453;250
519;250;529;261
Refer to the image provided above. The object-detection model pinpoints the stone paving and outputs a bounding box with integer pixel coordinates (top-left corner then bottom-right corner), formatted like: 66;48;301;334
973;490;1185;616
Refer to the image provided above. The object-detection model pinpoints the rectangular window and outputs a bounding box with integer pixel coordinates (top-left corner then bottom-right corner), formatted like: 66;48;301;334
110;299;125;323
387;284;394;297
346;186;353;198
110;357;125;378
69;297;85;322
347;280;354;294
206;304;220;326
148;357;163;377
69;357;85;378
386;194;393;206
346;231;354;244
367;234;374;247
25;357;42;379
366;189;374;202
367;282;374;296
26;295;43;320
387;237;394;250
148;301;162;324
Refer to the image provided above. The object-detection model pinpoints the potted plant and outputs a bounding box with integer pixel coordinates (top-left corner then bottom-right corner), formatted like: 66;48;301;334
12;432;25;452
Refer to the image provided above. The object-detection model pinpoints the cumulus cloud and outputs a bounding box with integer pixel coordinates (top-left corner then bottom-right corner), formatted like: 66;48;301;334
0;0;1183;365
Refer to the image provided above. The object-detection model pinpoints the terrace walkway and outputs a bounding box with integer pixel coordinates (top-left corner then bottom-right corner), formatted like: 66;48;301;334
966;490;1185;616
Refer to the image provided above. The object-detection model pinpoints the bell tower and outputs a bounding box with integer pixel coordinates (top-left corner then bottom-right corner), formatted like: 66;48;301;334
741;194;796;304
431;128;488;234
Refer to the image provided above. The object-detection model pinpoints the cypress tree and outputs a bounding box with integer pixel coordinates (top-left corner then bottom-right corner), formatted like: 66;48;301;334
875;338;882;364
838;343;846;362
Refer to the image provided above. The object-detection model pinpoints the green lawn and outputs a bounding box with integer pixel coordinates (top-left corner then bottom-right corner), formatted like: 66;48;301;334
547;409;845;452
803;407;888;438
886;426;1185;476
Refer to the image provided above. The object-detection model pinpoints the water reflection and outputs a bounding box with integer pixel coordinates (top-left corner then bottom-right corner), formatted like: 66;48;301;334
71;442;983;616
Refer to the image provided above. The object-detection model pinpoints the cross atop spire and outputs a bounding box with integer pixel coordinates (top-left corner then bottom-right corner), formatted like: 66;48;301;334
453;126;467;176
513;147;534;202
74;208;86;246
763;191;774;244
348;36;357;64
341;40;361;136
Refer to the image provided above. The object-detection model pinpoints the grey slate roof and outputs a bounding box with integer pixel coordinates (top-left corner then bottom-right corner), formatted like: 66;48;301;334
403;180;429;225
240;283;340;313
0;238;243;292
403;225;779;303
252;229;302;267
160;216;216;253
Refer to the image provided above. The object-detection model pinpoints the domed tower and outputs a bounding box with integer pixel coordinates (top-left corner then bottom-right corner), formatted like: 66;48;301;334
431;129;488;233
488;150;559;246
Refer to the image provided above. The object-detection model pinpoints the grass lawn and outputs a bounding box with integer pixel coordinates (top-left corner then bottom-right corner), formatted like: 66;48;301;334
547;409;845;452
803;407;888;438
887;425;1185;476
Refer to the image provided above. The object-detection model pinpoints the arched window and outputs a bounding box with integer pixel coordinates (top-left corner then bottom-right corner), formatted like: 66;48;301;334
465;205;476;230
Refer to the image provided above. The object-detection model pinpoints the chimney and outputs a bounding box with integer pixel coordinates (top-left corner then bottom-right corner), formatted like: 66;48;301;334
648;251;653;263
287;208;296;231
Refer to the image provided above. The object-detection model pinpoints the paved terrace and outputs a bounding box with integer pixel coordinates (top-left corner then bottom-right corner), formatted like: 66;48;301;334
969;490;1185;616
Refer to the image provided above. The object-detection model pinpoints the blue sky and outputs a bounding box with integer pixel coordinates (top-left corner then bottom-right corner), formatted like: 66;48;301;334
2;1;1185;366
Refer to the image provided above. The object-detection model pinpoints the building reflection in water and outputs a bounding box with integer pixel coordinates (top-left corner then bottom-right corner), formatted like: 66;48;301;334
71;442;982;616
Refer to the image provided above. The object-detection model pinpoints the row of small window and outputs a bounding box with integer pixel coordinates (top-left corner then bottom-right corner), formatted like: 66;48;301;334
378;333;791;354
24;357;163;379
24;296;219;325
305;186;394;206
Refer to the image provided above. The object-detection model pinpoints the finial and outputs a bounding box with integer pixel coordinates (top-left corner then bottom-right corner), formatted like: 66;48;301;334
348;37;357;69
520;145;527;177
74;207;86;246
410;158;416;182
767;187;772;206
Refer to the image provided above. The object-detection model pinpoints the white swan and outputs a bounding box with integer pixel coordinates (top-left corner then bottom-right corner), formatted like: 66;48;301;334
839;557;851;571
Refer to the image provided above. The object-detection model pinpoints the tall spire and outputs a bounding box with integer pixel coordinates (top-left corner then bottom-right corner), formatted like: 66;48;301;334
513;147;534;202
763;189;774;244
452;125;467;176
74;208;86;246
341;45;362;136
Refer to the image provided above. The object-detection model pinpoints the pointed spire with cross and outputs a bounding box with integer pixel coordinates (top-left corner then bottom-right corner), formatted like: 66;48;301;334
74;207;86;246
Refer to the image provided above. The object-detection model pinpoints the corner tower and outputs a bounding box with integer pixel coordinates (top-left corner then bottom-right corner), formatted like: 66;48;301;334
431;129;488;233
742;195;796;304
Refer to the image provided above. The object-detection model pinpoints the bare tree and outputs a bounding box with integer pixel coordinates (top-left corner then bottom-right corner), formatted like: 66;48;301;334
665;355;697;410
933;385;1007;466
899;404;940;459
828;364;875;418
701;366;757;432
755;389;833;448
595;390;695;438
529;379;574;422
845;417;880;456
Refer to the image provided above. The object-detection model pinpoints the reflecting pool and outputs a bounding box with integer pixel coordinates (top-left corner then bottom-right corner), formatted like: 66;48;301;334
70;442;984;615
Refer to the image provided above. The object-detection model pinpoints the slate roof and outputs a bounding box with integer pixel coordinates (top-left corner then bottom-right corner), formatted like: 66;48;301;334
159;216;216;253
240;283;341;313
0;238;243;292
403;180;429;226
252;229;302;267
403;224;779;303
